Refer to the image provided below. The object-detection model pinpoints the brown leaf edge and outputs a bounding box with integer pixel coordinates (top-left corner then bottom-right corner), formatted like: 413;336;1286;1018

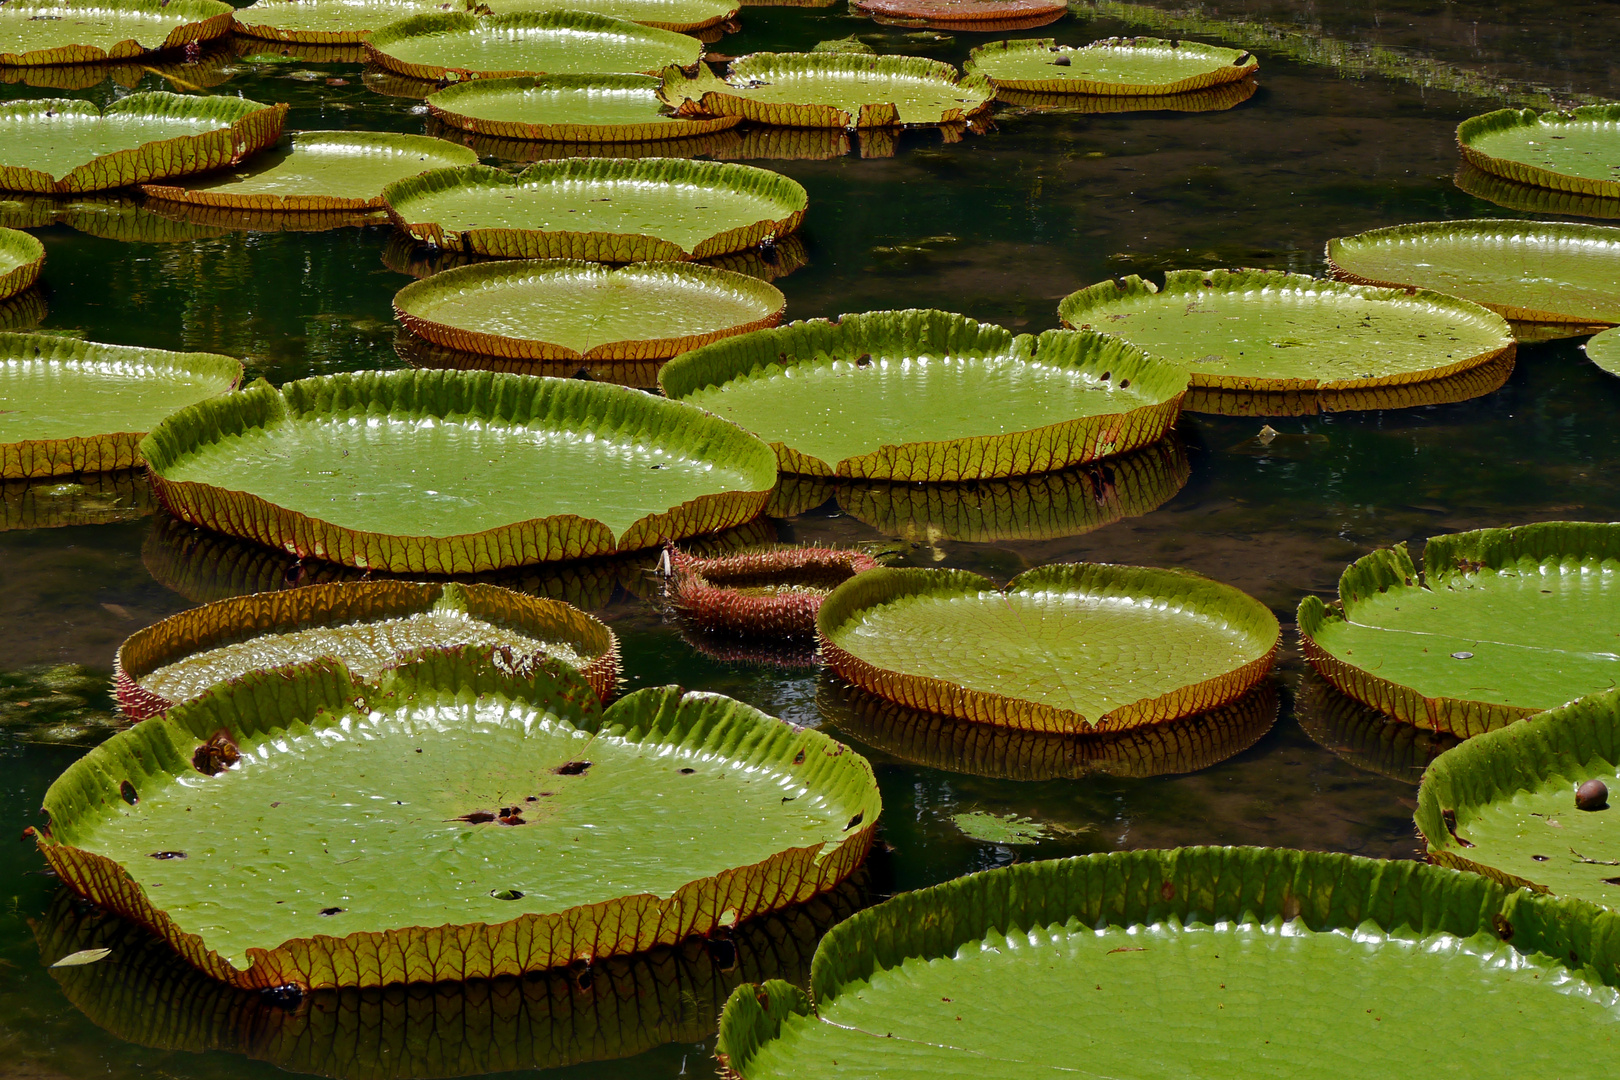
1457;105;1620;201
113;579;622;718
0;0;234;66
428;74;743;143
0;226;45;302
34;646;880;990
817;562;1280;733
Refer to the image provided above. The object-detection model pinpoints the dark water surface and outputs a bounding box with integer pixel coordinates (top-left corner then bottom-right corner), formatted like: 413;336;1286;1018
2;0;1617;1076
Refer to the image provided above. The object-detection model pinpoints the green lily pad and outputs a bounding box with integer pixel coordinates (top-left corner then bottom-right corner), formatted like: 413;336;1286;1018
717;848;1620;1080
1459;105;1620;199
964;36;1256;94
0;0;233;65
657;53;994;129
1;470;152;531
36;882;863;1078
770;437;1190;546
821;680;1276;781
1418;689;1620;908
115;580;620;718
393;259;785;362
1587;326;1620;376
1299;522;1620;738
661;311;1187;482
1454;162;1620;221
817;563;1279;733
141;368;777;573
0;225;43;302
1058;268;1515;401
138;130;476;212
812;35;873;54
365;11;702;83
34;647;881;989
0;92;288;194
427;74;742;143
1294;670;1459;786
950;809;1046;843
233;0;470;44
481;0;738;32
1;333;242;480
383;158;807;261
1327;220;1620;329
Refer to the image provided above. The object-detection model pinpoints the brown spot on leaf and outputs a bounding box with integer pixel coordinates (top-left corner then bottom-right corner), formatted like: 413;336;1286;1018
193;728;240;776
553;761;592;776
1160;880;1175;902
455;811;496;824
792;750;806;765
1493;913;1513;941
319;907;344;916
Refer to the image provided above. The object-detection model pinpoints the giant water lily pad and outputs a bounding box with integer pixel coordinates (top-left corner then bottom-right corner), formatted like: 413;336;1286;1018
667;544;882;639
717;847;1620;1079
1294;671;1459;785
138;130;476;212
658;53;993;128
1418;689;1620;908
1327;220;1620;329
365;11;702;83
0;225;43;301
1587;325;1620;376
141;368;777;573
481;0;738;32
32;647;880;989
1458;105;1620;199
820;680;1276;781
115;580;620;718
964;36;1256;95
233;0;469;44
1;333;242;479
383;158;806;261
817;563;1279;733
1300;522;1620;738
0;92;287;194
428;74;742;143
0;0;233;65
394;259;785;362
1059;269;1515;400
36;883;862;1079
661;310;1187;481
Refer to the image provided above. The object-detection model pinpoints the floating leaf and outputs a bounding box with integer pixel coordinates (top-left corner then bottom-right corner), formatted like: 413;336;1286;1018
0;0;233;65
0;225;43;302
852;0;1065;30
666;544;881;638
1327;220;1620;330
716;848;1620;1079
1458;104;1620;199
114;580;621;718
480;0;738;32
140;368;778;573
36;647;881;990
1058;268;1514;404
1294;670;1459;786
36;880;863;1078
821;680;1276;781
365;10;702;83
1418;689;1620;908
393;259;785;363
233;0;475;44
950;810;1047;844
382;157;807;261
139;130;477;213
812;35;873;54
50;947;111;968
0;92;287;195
1299;522;1620;737
661;310;1186;481
657;53;993;129
1587;326;1620;377
817;563;1279;733
1;333;242;480
427;74;742;143
964;36;1256;95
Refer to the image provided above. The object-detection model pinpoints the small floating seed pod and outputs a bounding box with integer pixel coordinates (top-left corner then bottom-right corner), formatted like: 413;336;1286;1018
665;544;881;639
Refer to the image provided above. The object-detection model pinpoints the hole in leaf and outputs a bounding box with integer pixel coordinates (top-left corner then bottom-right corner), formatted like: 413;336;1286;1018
491;888;524;901
679;768;696;775
1532;854;1550;861
148;851;186;860
845;812;864;831
319;907;344;916
260;984;303;1009
707;935;738;971
119;781;138;805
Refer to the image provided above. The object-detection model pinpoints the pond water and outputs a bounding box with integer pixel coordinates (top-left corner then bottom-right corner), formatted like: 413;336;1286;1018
2;0;1617;1076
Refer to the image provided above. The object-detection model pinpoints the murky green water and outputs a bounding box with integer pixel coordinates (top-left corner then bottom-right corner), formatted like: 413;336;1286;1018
2;0;1618;1076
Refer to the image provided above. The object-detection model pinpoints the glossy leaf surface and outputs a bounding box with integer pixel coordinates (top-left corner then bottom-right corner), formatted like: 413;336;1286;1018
1459;105;1620;199
428;74;742;142
964;35;1256;94
0;0;232;65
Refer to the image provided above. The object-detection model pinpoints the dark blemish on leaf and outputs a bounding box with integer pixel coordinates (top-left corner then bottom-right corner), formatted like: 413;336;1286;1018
120;781;138;805
1107;946;1146;954
1160;881;1176;901
1493;914;1513;941
649;463;666;469
856;353;873;367
792;750;805;765
319;907;344;916
1604;878;1620;886
1532;854;1550;861
491;888;524;901
455;811;496;824
845;812;863;831
706;935;738;971
270;802;280;808
148;851;186;860
193;728;241;776
415;748;423;753
1051;55;1070;66
680;767;695;775
553;760;592;776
